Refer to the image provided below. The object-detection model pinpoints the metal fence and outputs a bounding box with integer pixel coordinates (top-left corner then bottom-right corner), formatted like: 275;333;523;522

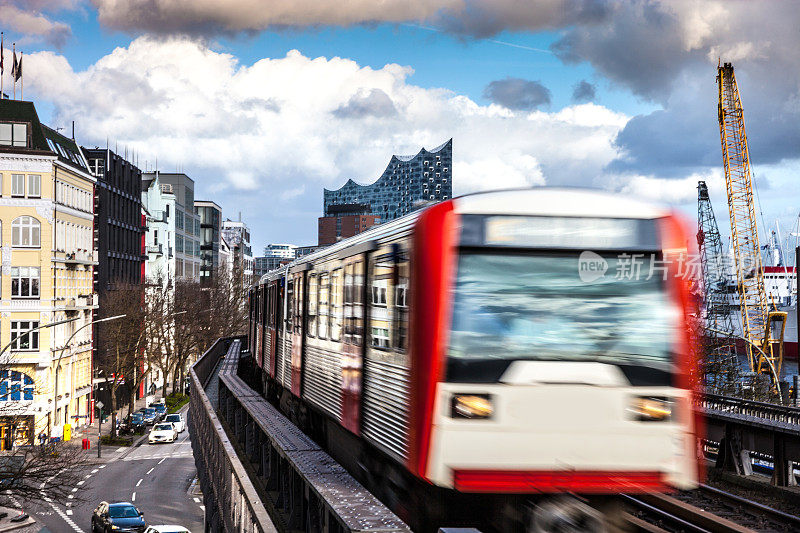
189;336;277;533
700;393;800;486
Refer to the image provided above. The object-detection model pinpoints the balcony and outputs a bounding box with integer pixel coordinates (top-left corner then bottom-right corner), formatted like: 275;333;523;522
146;244;163;255
148;210;167;223
160;184;174;194
54;250;99;266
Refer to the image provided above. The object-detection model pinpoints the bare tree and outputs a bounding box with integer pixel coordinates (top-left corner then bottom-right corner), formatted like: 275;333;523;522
0;441;90;507
96;285;147;436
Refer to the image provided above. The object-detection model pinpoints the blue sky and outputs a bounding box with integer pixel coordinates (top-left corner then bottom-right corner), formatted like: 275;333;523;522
2;1;799;258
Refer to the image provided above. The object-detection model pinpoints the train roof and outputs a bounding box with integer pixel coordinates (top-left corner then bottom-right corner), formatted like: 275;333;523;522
255;187;668;286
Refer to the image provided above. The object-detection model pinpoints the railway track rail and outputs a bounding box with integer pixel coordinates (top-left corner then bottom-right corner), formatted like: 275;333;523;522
625;483;800;533
623;492;751;533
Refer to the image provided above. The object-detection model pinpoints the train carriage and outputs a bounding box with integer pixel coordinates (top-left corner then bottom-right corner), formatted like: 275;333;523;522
247;187;702;531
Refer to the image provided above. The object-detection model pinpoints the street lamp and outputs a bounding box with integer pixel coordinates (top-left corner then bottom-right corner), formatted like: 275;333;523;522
49;314;126;439
0;317;81;364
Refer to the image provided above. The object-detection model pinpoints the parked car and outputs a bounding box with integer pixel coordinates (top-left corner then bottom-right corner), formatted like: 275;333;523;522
91;501;146;533
129;413;146;432
148;422;177;444
163;413;184;433
144;526;190;533
153;403;167;418
138;407;158;424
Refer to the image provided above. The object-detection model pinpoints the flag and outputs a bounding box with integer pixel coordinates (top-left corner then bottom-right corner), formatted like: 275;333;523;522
14;53;21;82
11;50;17;80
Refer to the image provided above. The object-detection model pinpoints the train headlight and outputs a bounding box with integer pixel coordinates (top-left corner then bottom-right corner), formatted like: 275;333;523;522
630;396;672;422
451;394;493;419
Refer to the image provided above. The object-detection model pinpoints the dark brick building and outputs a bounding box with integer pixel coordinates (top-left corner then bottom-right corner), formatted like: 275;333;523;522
83;148;145;289
318;204;380;246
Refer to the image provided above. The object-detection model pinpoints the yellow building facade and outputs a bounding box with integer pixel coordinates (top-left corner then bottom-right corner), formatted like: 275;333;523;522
0;100;96;446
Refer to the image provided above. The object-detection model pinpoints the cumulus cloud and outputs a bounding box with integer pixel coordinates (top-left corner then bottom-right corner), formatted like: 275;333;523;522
25;37;628;242
571;80;596;103
332;88;398;119
0;2;72;47
483;77;551;111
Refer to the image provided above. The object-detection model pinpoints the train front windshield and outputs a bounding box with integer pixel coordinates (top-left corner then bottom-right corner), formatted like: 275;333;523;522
448;216;679;383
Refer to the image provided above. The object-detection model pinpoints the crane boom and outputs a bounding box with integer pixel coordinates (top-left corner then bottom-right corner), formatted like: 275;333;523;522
717;62;786;380
697;181;739;392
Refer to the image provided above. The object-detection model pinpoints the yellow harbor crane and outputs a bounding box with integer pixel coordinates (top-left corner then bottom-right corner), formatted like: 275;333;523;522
716;62;786;381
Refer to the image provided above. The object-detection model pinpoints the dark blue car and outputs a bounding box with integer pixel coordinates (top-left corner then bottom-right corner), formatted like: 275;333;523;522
92;501;146;532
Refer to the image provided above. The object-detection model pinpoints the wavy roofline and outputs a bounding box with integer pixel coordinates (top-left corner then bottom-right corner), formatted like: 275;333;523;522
324;138;451;193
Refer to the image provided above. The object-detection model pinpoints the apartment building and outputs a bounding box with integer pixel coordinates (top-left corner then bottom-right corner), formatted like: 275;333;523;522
0;100;97;446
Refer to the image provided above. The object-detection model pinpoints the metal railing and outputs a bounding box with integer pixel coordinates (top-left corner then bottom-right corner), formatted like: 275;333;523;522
700;393;800;486
701;393;800;426
189;336;277;533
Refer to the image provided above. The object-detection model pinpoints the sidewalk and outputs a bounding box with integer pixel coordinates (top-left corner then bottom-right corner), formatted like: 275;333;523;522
63;390;167;461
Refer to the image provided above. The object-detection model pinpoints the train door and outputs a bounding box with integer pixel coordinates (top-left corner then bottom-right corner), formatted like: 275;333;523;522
268;281;278;378
289;272;305;396
341;257;365;433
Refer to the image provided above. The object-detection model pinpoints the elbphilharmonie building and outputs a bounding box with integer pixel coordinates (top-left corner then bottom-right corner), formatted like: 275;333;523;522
323;139;452;222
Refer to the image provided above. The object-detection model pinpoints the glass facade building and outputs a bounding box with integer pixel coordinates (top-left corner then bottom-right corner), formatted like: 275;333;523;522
323;139;452;222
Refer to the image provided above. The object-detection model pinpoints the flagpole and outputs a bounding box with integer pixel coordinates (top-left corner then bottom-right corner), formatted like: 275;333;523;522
1;32;4;99
12;43;15;100
19;52;22;101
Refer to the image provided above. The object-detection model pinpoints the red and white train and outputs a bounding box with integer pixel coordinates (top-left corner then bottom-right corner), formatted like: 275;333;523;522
247;188;703;531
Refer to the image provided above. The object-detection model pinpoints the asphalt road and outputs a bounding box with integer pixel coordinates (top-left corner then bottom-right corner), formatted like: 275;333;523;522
31;409;204;533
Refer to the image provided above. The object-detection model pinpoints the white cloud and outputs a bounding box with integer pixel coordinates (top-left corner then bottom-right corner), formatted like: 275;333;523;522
26;36;629;241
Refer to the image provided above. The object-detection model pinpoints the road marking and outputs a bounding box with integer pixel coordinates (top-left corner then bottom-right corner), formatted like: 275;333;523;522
67;494;74;499
116;447;125;452
136;479;142;487
85;474;92;479
194;497;201;503
199;505;205;511
99;465;106;469
132;492;136;501
158;457;166;464
91;469;98;474
71;488;78;492
77;481;85;486
66;509;73;516
146;467;154;475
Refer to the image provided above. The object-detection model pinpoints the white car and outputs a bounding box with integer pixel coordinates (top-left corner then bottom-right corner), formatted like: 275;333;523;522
145;527;190;533
148;422;177;444
164;413;185;433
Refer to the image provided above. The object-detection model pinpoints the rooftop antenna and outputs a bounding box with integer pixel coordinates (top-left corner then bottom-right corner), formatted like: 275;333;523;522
71;121;75;140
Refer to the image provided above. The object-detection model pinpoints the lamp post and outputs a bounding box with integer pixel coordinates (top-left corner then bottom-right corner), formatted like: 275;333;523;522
49;314;126;440
0;317;80;363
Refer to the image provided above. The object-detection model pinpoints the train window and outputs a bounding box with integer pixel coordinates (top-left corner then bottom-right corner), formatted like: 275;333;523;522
393;245;409;350
286;279;294;331
330;268;343;341
370;249;394;350
318;272;329;339
344;261;364;345
294;274;304;334
307;274;317;337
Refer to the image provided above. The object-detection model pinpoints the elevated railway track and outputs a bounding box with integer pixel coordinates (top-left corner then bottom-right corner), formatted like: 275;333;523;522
189;337;800;532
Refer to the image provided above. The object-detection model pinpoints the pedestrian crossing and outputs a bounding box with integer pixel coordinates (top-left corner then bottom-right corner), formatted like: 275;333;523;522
122;450;193;461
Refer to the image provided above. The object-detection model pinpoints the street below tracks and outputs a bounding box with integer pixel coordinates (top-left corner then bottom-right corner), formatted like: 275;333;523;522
30;408;203;533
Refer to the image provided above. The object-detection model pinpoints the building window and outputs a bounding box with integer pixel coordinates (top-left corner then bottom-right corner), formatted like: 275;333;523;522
11;267;40;298
0;123;27;147
11;174;25;197
0;371;34;401
27;175;41;198
12;216;41;247
11;321;39;351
